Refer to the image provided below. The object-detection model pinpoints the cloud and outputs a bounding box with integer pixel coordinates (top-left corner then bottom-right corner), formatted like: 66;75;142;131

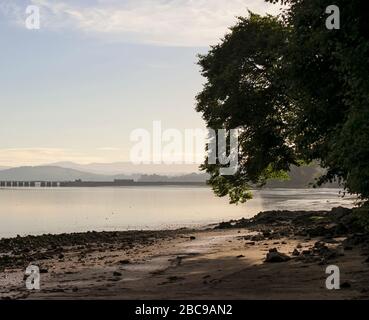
0;148;106;166
3;0;282;46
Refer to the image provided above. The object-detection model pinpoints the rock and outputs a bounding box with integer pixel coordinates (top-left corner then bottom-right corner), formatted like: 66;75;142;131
262;230;271;238
331;207;352;220
237;255;245;258
324;248;341;260
167;276;184;282
215;221;233;229
265;248;291;263
245;241;255;246
314;241;326;248
58;254;65;259
292;249;300;256
251;234;265;242
113;271;122;277
40;268;48;274
296;244;303;249
119;259;130;265
190;236;196;240
341;282;351;289
324;238;339;244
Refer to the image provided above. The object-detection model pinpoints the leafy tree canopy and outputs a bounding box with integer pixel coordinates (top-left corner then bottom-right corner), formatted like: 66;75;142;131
196;0;369;204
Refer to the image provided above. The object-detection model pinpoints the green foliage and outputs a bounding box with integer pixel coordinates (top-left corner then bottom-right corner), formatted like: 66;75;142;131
352;205;369;232
196;13;295;203
196;1;369;204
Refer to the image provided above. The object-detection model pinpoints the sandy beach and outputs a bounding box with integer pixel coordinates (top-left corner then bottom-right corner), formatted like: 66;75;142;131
1;207;369;300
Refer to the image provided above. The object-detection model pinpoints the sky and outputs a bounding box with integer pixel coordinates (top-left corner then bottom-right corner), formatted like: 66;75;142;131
0;0;282;167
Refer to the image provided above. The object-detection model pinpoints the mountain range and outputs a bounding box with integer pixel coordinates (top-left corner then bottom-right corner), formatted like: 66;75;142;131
0;162;339;187
0;165;207;182
46;161;201;175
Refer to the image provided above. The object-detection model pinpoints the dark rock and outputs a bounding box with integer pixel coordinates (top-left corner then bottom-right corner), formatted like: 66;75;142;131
306;225;331;237
324;238;339;244
265;248;291;263
314;241;326;248
215;221;233;229
341;282;351;289
190;236;196;240
167;276;184;282
251;234;265;242
113;271;122;277
292;249;300;256
119;260;130;265
262;230;271;238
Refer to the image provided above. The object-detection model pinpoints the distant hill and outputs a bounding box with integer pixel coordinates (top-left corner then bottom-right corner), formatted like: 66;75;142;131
0;164;340;188
139;165;339;188
47;161;201;175
266;165;339;188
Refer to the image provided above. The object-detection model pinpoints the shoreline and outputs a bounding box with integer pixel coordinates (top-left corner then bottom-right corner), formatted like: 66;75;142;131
1;206;369;300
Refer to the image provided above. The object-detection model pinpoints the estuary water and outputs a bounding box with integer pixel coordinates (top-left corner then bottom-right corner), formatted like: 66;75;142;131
0;187;356;238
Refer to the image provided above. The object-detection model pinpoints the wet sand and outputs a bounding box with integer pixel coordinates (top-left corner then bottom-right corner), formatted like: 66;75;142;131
1;208;369;300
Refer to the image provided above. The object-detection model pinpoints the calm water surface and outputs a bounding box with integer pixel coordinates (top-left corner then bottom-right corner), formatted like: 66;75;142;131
0;187;356;238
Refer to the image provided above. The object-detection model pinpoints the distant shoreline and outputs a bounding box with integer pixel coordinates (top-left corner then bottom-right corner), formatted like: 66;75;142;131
0;180;207;188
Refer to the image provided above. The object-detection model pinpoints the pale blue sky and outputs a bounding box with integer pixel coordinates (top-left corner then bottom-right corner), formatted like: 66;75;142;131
0;0;281;166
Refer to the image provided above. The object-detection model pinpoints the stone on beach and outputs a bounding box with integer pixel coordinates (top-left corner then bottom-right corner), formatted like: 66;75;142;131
265;248;291;263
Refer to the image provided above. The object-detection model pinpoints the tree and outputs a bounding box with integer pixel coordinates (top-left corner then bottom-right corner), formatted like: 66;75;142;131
196;0;369;204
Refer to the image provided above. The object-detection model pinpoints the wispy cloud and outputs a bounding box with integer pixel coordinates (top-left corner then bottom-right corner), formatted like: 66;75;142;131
2;0;282;46
0;148;108;166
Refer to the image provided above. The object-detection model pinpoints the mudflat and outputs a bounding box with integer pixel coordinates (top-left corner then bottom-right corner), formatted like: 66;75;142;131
1;207;369;300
